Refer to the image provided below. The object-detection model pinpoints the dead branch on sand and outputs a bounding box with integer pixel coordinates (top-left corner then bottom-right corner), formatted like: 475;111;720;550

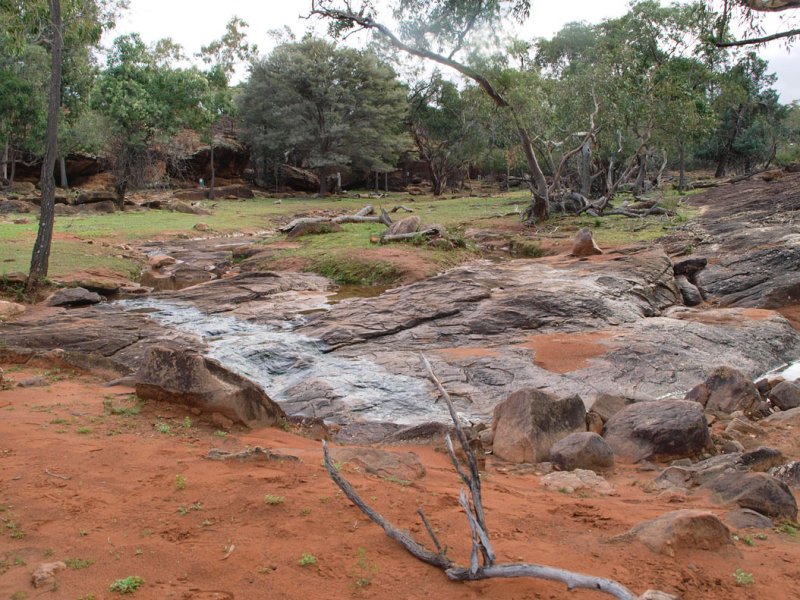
321;354;671;599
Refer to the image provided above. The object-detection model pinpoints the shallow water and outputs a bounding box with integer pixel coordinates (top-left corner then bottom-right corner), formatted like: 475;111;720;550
121;299;453;425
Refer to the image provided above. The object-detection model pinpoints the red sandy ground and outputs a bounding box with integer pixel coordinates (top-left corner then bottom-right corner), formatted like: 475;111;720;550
1;366;799;600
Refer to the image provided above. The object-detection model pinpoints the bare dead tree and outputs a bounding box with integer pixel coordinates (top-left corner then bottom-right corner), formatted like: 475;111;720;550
320;354;671;600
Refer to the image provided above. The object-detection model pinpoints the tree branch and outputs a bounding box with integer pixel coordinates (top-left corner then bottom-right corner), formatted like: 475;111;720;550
714;27;800;46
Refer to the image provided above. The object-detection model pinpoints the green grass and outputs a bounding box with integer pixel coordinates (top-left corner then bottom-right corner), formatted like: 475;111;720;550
65;558;94;570
0;188;699;282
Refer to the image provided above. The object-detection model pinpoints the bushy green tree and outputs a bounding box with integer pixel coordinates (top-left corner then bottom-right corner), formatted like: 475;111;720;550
238;37;408;195
94;33;209;207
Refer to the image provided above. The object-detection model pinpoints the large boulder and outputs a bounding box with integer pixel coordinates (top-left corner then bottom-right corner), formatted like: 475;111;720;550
603;400;711;463
626;510;732;556
684;366;761;415
492;389;586;463
571;227;603;257
705;472;798;520
134;345;285;427
768;380;800;411
45;287;103;307
550;432;614;471
588;394;637;424
277;164;319;192
385;215;420;236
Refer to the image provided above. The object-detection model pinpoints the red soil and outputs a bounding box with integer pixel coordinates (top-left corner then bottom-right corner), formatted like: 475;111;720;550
2;366;798;600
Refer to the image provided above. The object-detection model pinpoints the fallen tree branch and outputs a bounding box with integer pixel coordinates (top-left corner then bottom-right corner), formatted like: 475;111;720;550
279;205;391;233
318;352;650;599
379;227;441;243
389;205;415;213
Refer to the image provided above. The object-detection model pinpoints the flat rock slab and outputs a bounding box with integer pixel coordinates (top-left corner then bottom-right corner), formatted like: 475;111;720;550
332;447;425;482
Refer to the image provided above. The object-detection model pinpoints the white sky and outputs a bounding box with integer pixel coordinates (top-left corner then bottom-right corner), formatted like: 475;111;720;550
107;0;799;102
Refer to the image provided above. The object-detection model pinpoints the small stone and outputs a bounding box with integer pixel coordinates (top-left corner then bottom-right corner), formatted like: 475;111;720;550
210;412;234;430
768;380;800;411
45;287;103;307
540;469;616;495
0;300;25;320
194;222;212;232
18;376;49;388
638;591;682;600
31;561;66;588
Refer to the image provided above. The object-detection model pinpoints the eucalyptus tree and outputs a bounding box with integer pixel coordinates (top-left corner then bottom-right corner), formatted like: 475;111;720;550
237;37;408;195
310;0;559;222
0;0;125;288
408;75;485;195
197;16;256;198
94;34;209;208
707;0;800;47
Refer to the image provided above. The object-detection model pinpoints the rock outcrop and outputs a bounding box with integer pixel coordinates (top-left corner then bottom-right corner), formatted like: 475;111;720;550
550;432;614;471
134;345;285;427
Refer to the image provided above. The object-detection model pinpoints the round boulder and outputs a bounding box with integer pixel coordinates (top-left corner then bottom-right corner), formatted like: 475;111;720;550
492;389;586;464
603;400;711;463
768;380;800;411
550;432;614;471
684;366;761;415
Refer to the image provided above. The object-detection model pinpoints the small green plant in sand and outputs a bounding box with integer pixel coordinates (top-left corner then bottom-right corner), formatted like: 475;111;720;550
298;553;317;567
109;575;145;594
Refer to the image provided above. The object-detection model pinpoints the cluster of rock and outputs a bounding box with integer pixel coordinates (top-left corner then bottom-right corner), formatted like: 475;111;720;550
481;363;799;555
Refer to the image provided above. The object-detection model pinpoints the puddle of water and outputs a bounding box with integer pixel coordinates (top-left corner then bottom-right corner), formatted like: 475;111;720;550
120;299;453;425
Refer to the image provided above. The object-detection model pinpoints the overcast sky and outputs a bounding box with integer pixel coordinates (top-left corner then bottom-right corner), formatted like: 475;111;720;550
107;0;799;102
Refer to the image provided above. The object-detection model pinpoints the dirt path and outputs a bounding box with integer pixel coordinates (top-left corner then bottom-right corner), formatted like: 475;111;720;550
1;366;798;600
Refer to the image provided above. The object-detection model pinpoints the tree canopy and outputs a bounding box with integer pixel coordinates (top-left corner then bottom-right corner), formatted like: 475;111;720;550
238;37;408;194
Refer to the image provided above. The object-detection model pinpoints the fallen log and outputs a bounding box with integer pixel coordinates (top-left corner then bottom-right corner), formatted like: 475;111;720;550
279;205;391;233
318;355;671;599
389;205;415;213
379;227;441;244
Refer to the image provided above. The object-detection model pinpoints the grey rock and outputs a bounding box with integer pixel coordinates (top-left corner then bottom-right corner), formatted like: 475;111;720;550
771;461;800;488
45;287;103;307
332;447;425;481
675;275;703;306
705;472;797;520
385;215;420;236
724;508;773;530
550;432;614;471
768;380;800;410
134;345;285;427
604;400;711;463
492;389;586;463
625;509;732;556
684;366;761;415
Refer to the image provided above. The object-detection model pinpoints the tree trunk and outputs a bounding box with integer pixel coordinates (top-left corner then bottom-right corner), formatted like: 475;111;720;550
59;155;68;189
1;139;7;181
431;171;447;196
633;153;648;196
28;0;63;290
714;153;729;178
579;142;591;197
516;124;549;221
209;124;216;200
114;180;127;210
318;168;328;196
9;147;16;183
678;144;687;194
